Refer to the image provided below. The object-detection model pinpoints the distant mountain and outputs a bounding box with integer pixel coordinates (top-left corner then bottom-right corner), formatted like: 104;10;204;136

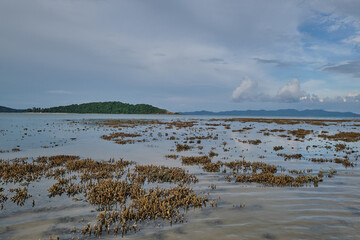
26;101;170;114
179;109;360;118
0;106;26;112
2;104;359;117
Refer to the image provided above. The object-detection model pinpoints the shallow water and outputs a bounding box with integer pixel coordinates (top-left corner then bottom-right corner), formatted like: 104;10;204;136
0;113;359;240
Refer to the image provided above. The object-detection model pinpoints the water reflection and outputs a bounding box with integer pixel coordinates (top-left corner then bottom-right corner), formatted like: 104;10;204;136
0;113;359;239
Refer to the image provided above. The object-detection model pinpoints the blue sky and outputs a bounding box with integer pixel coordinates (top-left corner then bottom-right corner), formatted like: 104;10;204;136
0;0;359;113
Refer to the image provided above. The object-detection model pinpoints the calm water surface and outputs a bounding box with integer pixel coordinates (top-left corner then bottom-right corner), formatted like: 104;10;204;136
0;113;359;240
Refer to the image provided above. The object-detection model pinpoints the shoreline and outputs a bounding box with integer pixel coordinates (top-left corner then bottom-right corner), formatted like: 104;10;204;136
1;112;360;120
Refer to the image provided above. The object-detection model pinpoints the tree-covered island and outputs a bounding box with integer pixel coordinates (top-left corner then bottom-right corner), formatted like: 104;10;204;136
27;101;171;114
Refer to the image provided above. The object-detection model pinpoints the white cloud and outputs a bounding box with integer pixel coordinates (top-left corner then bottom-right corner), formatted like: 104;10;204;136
233;78;309;103
347;93;360;102
232;77;272;102
232;78;358;104
343;32;360;46
276;78;305;102
324;92;360;103
347;92;358;97
232;77;257;101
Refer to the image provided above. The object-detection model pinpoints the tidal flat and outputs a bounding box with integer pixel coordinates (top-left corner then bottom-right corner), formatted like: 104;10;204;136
0;113;359;240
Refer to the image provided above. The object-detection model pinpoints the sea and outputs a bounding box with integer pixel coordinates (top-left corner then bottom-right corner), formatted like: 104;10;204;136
0;113;359;240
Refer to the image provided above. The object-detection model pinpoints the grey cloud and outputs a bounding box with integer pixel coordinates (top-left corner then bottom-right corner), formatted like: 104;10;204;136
322;60;360;77
200;58;227;64
253;58;318;67
253;58;293;67
310;1;360;22
154;53;167;57
0;0;359;113
47;90;72;95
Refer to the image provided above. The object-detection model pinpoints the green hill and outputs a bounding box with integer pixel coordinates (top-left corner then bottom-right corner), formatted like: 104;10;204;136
27;101;169;114
0;106;25;112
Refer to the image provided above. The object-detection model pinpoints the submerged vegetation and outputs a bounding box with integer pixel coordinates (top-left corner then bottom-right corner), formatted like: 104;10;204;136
0;156;208;237
318;131;360;142
0;117;359;239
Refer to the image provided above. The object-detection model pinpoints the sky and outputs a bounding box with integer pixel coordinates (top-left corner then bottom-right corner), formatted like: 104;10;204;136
0;0;360;113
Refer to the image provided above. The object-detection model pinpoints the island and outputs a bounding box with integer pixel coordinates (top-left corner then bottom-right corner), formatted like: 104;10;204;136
0;106;26;112
26;101;170;114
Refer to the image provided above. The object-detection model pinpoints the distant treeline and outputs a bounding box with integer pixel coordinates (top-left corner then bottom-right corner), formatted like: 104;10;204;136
27;101;169;114
0;106;25;112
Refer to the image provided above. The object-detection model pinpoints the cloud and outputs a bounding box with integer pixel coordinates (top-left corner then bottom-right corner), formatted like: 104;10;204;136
233;78;310;103
346;92;360;102
321;92;360;103
47;90;72;94
0;0;359;112
253;58;293;67
343;32;360;45
232;77;269;102
200;58;227;64
273;78;320;103
322;60;360;78
233;77;359;105
253;57;318;68
276;79;305;102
